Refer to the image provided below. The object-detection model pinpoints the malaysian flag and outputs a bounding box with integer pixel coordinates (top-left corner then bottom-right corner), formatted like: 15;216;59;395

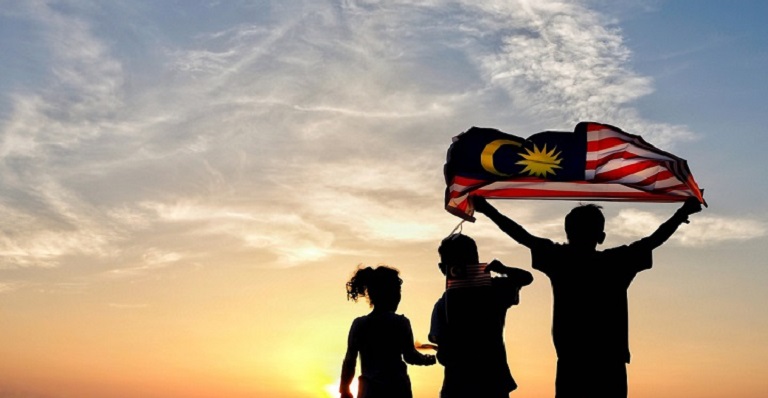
445;122;705;221
445;263;492;290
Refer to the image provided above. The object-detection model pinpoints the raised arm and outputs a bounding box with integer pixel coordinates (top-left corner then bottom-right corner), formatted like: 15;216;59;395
641;197;703;250
473;196;548;249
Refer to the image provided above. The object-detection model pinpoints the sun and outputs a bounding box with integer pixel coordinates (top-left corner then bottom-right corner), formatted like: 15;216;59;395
325;378;358;398
516;143;563;178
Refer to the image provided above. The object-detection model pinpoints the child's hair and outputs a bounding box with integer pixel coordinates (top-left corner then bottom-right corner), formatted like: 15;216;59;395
564;203;605;240
346;265;403;307
437;233;480;275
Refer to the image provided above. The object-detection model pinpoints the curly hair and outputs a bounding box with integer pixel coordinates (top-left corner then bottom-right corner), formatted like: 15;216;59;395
346;265;402;307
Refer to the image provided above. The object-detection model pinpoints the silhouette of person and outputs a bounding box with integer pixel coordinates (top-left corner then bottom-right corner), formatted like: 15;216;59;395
473;196;703;398
340;265;436;398
429;233;533;398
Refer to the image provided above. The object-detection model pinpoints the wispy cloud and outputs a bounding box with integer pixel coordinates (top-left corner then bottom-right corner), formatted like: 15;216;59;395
0;0;757;277
608;209;766;246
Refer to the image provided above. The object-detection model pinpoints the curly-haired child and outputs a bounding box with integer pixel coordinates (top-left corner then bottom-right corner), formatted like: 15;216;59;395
339;265;436;398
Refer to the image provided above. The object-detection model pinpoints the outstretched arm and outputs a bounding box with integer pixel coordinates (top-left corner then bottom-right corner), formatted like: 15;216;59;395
473;196;548;249
402;318;436;366
642;197;703;250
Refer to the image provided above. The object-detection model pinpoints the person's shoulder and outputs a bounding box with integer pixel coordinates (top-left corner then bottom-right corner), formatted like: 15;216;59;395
349;315;368;331
532;240;566;251
394;313;413;328
602;244;629;253
529;236;559;250
531;241;569;261
603;240;649;255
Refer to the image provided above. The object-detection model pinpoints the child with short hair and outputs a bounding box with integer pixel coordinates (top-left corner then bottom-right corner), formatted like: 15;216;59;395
429;234;533;398
473;196;703;398
339;265;436;398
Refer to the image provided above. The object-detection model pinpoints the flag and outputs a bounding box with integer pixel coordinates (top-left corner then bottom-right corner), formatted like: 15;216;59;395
445;122;705;221
446;263;492;290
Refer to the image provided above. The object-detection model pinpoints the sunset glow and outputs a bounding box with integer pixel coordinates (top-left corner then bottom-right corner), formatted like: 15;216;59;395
0;1;766;397
325;378;359;398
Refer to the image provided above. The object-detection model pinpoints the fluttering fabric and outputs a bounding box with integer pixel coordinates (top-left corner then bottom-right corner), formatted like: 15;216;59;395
445;122;705;221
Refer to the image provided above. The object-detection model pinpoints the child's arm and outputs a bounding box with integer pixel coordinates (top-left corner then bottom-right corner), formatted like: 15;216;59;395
641;197;703;250
487;260;534;307
402;318;436;366
486;260;534;283
339;321;359;398
473;196;548;248
485;259;517;275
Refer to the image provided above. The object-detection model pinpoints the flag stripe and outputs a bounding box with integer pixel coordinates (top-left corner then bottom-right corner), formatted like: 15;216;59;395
593;160;666;181
445;122;705;220
476;179;694;197
586;148;674;170
446;263;492;289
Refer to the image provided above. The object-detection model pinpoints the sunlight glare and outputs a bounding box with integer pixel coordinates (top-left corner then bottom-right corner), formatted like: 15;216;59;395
325;378;358;398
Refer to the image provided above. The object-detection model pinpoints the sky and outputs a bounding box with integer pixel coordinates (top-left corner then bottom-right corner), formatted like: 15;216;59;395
0;1;766;397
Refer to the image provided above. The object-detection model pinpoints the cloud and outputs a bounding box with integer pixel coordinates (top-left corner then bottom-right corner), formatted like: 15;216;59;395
608;208;766;247
0;0;719;275
465;0;694;146
0;282;24;294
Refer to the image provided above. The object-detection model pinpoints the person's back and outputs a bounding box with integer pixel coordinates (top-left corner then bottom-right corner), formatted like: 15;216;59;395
435;266;510;397
340;266;435;398
473;196;703;398
532;241;649;362
350;310;412;388
530;204;645;362
429;234;532;398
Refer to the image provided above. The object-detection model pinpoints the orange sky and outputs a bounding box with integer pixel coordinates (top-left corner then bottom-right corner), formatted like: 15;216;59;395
1;1;767;398
2;235;766;398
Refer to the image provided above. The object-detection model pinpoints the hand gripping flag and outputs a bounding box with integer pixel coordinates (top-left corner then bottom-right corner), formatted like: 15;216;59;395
445;122;705;221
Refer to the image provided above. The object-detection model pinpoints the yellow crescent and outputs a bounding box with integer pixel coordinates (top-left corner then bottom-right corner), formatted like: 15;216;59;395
481;139;522;176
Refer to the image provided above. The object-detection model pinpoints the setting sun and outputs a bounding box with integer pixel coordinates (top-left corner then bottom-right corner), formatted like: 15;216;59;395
324;378;358;398
0;1;766;398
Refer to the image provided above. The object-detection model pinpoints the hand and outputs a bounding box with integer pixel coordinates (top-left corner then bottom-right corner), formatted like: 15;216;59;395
678;197;703;217
472;196;493;214
485;259;506;274
340;390;354;398
423;354;436;365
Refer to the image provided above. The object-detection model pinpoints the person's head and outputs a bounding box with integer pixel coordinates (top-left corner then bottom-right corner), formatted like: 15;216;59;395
564;204;606;249
437;233;479;277
346;265;402;311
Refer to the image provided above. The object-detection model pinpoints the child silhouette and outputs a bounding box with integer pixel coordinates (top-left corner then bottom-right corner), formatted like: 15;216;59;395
473;196;703;398
429;233;533;398
339;265;436;398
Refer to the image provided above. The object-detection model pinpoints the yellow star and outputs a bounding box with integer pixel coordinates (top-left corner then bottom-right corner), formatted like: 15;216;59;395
516;143;563;178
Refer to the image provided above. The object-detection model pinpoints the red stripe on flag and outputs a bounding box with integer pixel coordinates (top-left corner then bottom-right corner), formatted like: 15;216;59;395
587;136;633;153
587;151;651;170
475;187;689;201
444;122;706;220
626;170;677;187
593;160;664;181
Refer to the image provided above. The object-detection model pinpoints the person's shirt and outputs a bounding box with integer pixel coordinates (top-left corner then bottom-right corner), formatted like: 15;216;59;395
429;264;532;396
347;309;421;386
529;238;654;363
